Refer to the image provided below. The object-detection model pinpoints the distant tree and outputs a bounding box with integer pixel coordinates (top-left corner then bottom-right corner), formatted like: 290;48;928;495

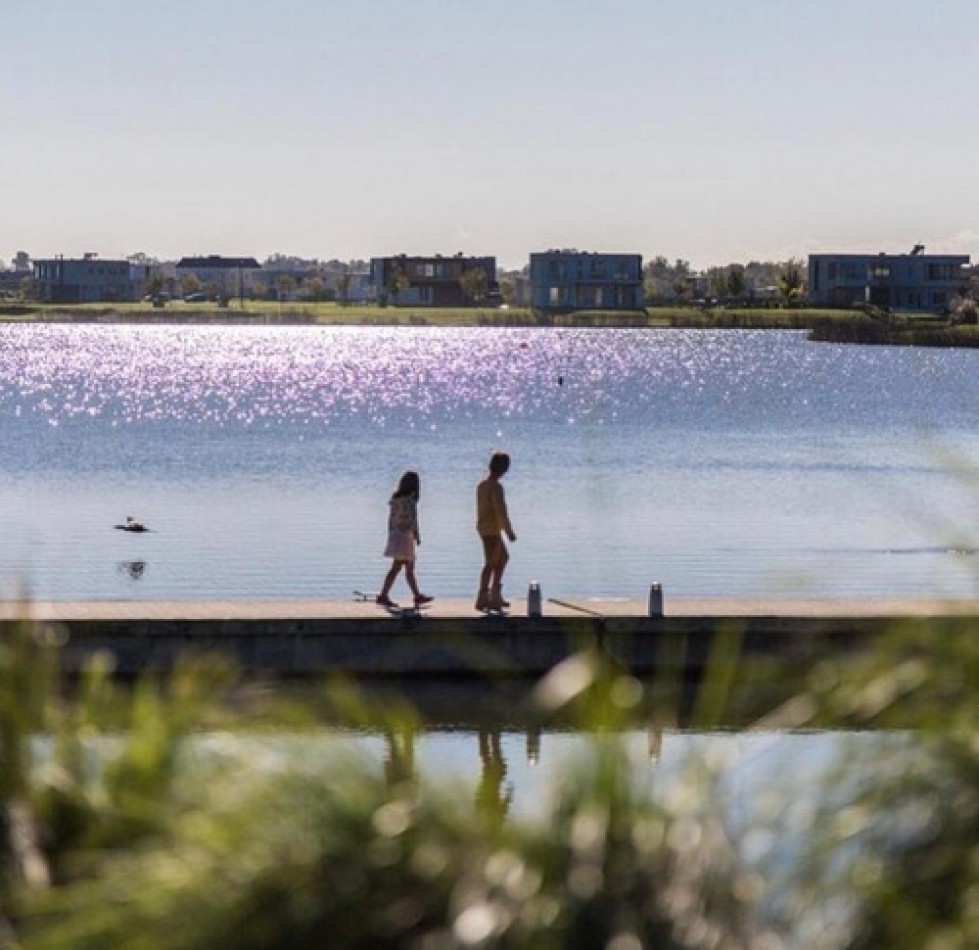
499;277;516;306
777;263;805;304
276;274;296;301
645;257;694;302
251;281;268;300
264;253;318;271
180;273;202;297
726;265;746;299
203;281;221;301
950;295;977;325
144;273;166;298
337;267;353;305
744;260;780;288
301;277;326;302
18;276;36;300
382;265;409;306
673;258;692;281
646;255;671;279
707;268;728;299
672;279;691;302
643;255;672;301
458;267;488;304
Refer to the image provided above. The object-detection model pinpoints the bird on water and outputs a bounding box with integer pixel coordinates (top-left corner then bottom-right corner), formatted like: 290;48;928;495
114;516;149;533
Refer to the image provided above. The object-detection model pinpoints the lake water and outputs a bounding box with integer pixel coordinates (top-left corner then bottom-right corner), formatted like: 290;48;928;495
182;722;924;944
1;324;977;602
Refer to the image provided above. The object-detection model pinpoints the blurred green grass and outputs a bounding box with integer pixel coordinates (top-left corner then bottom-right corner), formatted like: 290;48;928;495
1;612;976;948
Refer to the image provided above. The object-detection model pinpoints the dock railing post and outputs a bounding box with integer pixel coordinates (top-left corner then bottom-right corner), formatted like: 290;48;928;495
648;583;663;618
527;582;542;618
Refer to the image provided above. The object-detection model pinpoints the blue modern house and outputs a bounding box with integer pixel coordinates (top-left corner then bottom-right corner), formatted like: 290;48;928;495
33;255;141;303
529;251;644;311
807;247;970;312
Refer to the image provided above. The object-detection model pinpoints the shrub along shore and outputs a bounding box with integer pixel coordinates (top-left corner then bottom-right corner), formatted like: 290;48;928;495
1;301;977;345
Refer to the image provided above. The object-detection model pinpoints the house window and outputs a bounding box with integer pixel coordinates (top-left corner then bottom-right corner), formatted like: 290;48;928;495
869;264;890;278
927;264;958;281
549;287;561;305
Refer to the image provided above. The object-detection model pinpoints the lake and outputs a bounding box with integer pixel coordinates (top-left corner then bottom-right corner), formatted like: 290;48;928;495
1;324;976;602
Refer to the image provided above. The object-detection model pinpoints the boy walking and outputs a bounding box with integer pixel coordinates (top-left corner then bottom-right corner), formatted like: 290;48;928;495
475;451;516;612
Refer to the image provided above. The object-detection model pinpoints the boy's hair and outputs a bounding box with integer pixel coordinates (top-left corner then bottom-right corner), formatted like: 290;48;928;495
488;451;510;476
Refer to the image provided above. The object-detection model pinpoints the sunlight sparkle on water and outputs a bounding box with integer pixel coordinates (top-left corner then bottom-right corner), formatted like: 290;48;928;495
3;325;975;434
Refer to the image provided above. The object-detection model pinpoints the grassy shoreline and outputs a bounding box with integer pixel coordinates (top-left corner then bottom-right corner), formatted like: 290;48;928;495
1;301;977;345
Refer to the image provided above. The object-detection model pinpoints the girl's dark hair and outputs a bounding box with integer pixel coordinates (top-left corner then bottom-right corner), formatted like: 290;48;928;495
488;451;510;476
392;470;420;499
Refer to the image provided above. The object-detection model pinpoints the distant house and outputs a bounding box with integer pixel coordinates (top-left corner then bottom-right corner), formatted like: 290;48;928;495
0;270;25;297
807;248;970;312
370;254;498;307
329;269;372;304
529;251;644;311
176;255;261;300
32;254;143;303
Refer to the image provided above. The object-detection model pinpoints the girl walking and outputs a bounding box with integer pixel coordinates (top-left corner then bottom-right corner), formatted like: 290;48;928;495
377;470;433;608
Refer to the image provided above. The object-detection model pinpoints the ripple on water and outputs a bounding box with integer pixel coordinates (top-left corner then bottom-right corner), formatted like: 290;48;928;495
2;325;977;433
1;325;977;601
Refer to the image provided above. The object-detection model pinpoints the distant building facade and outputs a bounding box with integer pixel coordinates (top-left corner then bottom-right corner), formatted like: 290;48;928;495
32;255;143;303
807;249;970;312
0;270;25;296
176;256;261;300
330;269;372;304
529;251;644;311
370;254;498;307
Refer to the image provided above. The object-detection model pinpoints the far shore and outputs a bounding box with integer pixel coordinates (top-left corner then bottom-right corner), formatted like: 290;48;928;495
1;302;977;346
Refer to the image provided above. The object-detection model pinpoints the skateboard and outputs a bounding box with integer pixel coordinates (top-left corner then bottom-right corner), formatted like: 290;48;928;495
353;590;430;620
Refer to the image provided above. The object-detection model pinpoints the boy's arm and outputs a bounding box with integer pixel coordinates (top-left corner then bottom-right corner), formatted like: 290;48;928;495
495;484;516;541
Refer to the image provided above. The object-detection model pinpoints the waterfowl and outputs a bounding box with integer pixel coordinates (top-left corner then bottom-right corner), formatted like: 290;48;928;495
115;516;149;533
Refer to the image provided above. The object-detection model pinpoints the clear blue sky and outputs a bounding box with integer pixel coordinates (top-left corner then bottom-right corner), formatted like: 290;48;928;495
2;0;977;269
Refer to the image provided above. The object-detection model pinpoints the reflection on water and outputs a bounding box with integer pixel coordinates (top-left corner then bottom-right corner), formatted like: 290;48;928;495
1;325;977;601
382;726;415;790
476;729;514;822
117;560;147;580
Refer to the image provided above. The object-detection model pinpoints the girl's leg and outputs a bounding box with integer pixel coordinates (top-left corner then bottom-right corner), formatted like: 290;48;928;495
405;562;432;604
404;561;420;598
379;560;403;599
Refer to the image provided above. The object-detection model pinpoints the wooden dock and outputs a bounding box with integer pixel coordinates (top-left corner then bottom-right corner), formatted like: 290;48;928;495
3;596;976;678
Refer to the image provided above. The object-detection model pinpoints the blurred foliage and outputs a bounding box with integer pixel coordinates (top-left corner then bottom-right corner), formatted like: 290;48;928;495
1;611;976;948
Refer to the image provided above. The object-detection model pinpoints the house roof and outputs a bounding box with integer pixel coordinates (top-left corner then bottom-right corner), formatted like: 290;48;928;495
176;256;260;269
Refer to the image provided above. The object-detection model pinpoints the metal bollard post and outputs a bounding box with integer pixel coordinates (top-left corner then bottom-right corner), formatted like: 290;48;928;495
527;581;542;618
648;582;663;618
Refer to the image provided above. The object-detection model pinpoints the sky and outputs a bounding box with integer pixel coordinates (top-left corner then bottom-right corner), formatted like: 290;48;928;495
2;0;978;271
